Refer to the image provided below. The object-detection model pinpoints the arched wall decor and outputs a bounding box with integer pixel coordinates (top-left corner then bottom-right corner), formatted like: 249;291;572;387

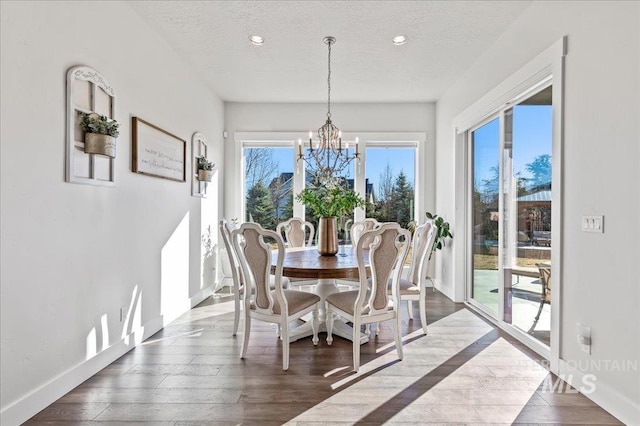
191;132;212;197
65;66;116;186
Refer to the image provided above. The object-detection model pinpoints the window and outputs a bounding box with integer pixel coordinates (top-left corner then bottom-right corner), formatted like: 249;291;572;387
243;146;294;231
237;133;425;236
364;147;416;228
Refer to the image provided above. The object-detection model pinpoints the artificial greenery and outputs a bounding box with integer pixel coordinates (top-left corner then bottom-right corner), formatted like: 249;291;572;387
196;155;214;171
296;184;365;218
425;211;453;255
79;112;119;137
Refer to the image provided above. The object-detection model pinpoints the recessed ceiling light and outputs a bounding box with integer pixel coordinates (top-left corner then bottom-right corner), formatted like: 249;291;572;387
392;35;408;46
249;35;264;46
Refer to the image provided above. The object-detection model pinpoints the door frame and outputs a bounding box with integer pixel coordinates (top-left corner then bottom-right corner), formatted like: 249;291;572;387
453;37;566;373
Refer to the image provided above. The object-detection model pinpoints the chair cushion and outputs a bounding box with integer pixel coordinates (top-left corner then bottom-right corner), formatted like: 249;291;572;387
278;290;320;315
387;278;420;295
326;290;363;315
250;289;320;315
325;290;392;316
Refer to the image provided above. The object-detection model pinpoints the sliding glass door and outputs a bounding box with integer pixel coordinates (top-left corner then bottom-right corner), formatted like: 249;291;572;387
468;85;553;348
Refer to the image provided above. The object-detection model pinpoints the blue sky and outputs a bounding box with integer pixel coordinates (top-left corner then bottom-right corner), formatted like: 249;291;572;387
262;146;415;190
474;105;552;189
253;105;549;195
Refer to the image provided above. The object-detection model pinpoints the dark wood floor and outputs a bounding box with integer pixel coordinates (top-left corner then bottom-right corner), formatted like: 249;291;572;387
26;288;622;425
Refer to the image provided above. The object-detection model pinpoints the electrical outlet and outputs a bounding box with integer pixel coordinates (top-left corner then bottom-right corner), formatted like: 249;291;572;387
119;306;128;322
577;323;591;354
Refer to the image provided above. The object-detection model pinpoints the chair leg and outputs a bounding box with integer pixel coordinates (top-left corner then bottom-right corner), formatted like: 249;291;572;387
528;300;545;333
232;296;241;336
281;318;290;370
353;319;361;372
407;300;414;320
240;314;251;359
394;314;404;361
374;322;380;336
419;293;428;335
311;308;319;346
326;306;334;346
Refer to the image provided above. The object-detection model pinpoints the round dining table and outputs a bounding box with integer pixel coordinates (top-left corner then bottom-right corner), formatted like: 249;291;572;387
272;246;370;344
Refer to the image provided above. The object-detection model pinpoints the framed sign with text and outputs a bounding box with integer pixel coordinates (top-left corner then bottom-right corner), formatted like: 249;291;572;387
132;117;186;182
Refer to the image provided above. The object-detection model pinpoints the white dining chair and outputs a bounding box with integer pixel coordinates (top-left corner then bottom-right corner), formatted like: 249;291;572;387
340;218;381;289
387;219;436;335
325;223;410;372
350;218;380;247
219;219;291;336
231;222;320;370
276;217;315;247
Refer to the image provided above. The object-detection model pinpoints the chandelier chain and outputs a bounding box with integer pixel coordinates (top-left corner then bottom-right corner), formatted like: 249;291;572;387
327;40;331;120
297;36;359;176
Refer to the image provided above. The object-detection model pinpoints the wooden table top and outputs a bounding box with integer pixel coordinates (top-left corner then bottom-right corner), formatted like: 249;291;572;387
271;246;369;279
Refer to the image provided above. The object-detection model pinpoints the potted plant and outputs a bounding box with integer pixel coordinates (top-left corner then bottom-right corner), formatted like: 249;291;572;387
425;211;453;259
196;155;215;182
79;112;119;158
297;180;365;256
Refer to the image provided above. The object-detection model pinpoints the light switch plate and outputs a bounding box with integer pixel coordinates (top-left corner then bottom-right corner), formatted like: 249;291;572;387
582;215;604;233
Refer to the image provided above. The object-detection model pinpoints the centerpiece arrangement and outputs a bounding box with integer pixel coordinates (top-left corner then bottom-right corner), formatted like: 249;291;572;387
296;177;365;256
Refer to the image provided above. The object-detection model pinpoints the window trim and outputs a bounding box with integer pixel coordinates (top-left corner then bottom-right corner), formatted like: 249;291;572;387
232;131;427;227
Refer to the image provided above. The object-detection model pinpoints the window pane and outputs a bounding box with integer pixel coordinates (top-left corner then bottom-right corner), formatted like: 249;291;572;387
304;147;356;242
244;147;293;231
365;147;415;228
471;117;500;314
505;86;552;346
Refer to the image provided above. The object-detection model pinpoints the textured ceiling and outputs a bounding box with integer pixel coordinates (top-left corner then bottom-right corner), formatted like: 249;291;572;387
128;1;532;102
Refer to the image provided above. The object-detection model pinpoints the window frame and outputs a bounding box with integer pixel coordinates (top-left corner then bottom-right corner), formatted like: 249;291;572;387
232;131;427;227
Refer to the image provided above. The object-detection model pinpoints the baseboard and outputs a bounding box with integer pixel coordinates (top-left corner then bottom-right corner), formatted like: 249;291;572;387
0;285;215;426
559;359;640;425
190;285;215;309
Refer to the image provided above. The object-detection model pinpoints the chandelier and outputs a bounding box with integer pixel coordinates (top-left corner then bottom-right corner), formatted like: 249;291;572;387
297;36;359;181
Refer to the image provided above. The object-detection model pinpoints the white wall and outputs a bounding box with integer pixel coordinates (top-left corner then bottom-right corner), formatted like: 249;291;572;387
223;102;435;221
435;1;639;422
0;2;224;424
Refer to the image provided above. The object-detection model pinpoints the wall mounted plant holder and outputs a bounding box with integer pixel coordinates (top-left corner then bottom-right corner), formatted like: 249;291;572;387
65;66;116;186
198;169;213;182
192;132;214;197
84;133;116;157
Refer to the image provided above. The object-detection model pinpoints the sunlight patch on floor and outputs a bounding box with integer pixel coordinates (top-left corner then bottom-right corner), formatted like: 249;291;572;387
286;309;495;422
170;299;237;325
